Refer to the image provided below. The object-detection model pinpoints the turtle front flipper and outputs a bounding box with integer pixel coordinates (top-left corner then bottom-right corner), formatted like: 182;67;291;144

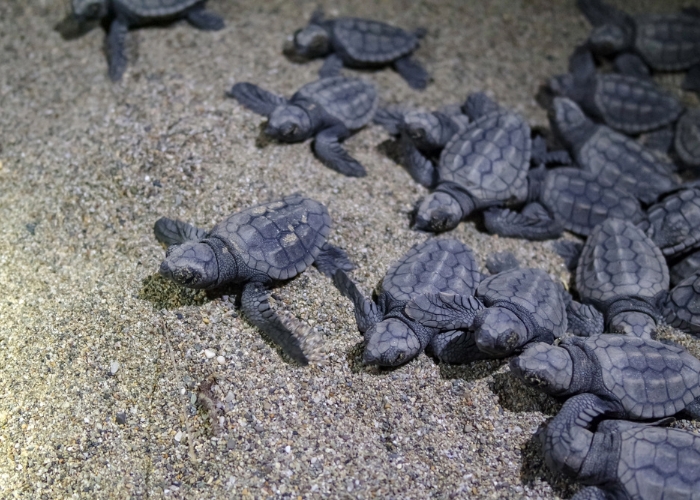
373;107;405;135
483;204;564;241
393;56;428;90
226;83;287;117
567;301;604;337
427;329;489;364
576;0;628;27
154;217;208;247
184;5;225;31
319;53;345;78
398;132;436;187
313;124;366;177
241;282;309;365
332;270;383;334
613;53;651;79
571;487;608;500
405;292;484;330
552;240;583;272
530;136;572;166
107;18;129;82
313;242;354;277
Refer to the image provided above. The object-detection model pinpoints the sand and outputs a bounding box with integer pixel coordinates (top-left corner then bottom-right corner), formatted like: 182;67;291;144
1;0;699;498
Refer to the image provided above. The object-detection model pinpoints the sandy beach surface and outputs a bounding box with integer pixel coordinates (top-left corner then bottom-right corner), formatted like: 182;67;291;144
1;0;699;497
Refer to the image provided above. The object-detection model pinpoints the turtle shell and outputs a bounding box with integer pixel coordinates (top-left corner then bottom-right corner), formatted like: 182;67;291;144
645;186;700;257
437;110;531;207
477;268;567;338
635;14;700;71
294;76;377;130
541;167;645;236
592;73;683;134
661;273;700;334
576;126;678;203
569;334;700;419
331;18;418;64
382;239;480;304
576;218;669;305
675;109;700;168
209;195;331;281
120;0;201;18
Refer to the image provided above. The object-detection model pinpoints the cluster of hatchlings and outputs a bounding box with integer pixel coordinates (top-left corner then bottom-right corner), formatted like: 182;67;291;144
64;0;700;498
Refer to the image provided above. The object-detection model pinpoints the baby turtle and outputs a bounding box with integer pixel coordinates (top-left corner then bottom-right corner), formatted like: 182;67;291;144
550;46;683;134
670;249;700;287
405;267;568;360
227;76;378;177
511;334;700;420
675;108;700;168
70;0;224;81
576;218;669;339
283;9;428;90
542;397;700;500
333;239;481;367
660;273;700;336
641;183;700;259
154;195;353;365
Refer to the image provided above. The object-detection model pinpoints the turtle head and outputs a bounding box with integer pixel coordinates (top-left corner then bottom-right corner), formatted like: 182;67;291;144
414;192;465;232
283;24;331;60
159;241;220;289
549;97;593;149
402;111;445;151
509;343;573;396
474;307;529;357
362;318;421;367
588;23;633;56
71;0;107;20
265;105;312;142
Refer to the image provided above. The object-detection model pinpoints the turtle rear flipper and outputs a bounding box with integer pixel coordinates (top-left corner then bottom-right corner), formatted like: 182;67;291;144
530;136;572;166
485;251;520;275
393;56;428;90
427;329;488;364
552;240;584;272
154;217;208;247
405;292;484;330
398;133;437;187
614;53;651;79
373;107;405;135
313;124;366;177
313;242;354;277
226;83;287;117
319;53;344;78
332;270;383;334
185;5;224;31
483;204;564;241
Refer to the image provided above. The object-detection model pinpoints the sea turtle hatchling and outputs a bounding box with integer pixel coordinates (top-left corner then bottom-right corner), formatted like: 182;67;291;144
675;108;700;168
227;76;377;177
511;334;700;421
549;46;683;134
404;266;568;361
332;239;481;367
69;0;224;81
541;397;700;500
283;9;429;90
154;195;353;365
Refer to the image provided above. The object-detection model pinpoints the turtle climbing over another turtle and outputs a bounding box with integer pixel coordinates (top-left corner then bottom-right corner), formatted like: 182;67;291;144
227;77;378;177
541;396;700;500
404;266;568;361
332;239;481;367
69;0;224;81
511;334;700;421
549;46;684;134
283;9;429;90
154;195;353;365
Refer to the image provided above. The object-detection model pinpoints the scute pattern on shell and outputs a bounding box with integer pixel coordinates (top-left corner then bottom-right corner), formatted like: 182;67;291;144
477;268;567;338
121;0;202;17
382;239;480;303
332;18;418;63
662;274;700;334
676;109;700;168
584;335;700;419
209;195;331;281
646;187;700;257
438;110;531;205
593;74;683;134
295;76;378;130
635;14;700;71
576;219;669;305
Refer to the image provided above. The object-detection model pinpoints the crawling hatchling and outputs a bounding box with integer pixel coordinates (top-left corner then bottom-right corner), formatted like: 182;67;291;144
227;76;377;177
333;239;481;367
68;0;224;81
154;195;353;365
283;9;429;90
542;396;700;500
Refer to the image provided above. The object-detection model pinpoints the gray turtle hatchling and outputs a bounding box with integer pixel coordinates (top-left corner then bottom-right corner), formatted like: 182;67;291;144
550;46;683;134
641;183;700;259
154;195;353;365
542;396;700;500
576;218;669;339
405;267;568;361
227;76;377;177
511;334;700;420
332;239;481;367
660;273;700;336
283;9;428;90
675;109;700;168
69;0;224;81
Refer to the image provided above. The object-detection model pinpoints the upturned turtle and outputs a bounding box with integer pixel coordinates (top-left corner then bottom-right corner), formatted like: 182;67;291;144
332;239;481;367
283;9;428;89
549;46;683;134
69;0;224;81
404;267;568;360
154;195;353;365
542;397;700;500
227;76;377;177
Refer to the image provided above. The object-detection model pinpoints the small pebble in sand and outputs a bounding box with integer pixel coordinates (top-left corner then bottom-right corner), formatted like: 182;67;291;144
204;349;216;359
109;361;120;375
